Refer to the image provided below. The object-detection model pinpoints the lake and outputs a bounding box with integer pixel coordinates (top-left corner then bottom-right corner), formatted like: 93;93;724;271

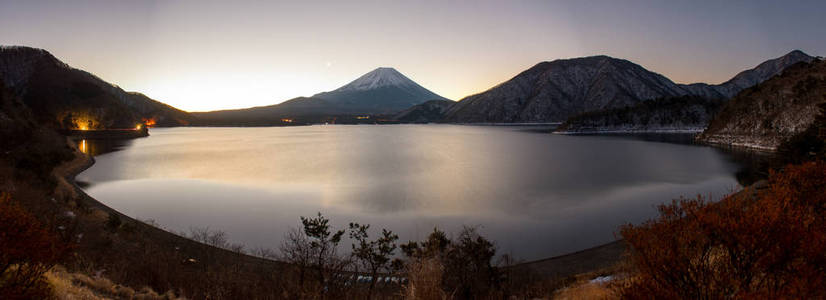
77;125;756;260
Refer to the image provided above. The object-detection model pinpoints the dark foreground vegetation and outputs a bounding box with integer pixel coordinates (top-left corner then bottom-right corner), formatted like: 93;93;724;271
619;160;826;298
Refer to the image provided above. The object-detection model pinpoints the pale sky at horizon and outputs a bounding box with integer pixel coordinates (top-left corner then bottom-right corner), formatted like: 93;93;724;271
2;0;825;112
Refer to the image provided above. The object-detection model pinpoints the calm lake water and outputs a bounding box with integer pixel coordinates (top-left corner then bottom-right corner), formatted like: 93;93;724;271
77;125;756;260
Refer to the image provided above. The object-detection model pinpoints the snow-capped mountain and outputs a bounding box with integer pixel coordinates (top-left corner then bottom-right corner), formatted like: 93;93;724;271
311;67;447;113
194;67;448;123
332;67;417;92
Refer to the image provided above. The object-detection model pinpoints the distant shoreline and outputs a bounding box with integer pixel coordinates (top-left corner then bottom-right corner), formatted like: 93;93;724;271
553;128;704;135
60;128;149;140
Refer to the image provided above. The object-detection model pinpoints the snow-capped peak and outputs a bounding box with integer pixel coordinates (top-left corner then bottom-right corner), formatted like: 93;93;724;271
333;67;418;92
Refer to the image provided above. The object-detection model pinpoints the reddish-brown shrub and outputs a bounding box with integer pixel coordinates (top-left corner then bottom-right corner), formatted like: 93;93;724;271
0;192;71;299
619;161;826;299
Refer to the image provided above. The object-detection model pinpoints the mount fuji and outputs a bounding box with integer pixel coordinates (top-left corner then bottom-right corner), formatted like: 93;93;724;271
312;67;447;113
193;67;448;124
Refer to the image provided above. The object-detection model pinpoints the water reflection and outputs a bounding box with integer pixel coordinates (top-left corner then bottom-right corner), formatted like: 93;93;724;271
78;125;760;260
75;139;134;156
78;139;87;154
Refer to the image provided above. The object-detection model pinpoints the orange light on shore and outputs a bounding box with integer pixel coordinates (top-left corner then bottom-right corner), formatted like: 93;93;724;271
136;124;143;130
142;118;157;127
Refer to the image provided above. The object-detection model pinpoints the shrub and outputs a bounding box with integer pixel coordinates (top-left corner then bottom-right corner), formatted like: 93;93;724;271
619;161;826;298
0;193;71;299
401;227;500;298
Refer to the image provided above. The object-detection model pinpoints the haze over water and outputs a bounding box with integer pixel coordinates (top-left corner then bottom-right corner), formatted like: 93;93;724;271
78;125;746;260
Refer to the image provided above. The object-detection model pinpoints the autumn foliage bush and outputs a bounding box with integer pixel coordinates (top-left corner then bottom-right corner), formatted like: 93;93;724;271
619;161;826;298
0;193;71;299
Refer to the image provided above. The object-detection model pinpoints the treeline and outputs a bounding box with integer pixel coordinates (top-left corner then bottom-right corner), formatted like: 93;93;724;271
178;213;544;299
557;96;725;132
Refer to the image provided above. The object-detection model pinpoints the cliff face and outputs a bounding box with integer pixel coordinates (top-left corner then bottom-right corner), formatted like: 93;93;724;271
697;60;826;151
0;46;192;129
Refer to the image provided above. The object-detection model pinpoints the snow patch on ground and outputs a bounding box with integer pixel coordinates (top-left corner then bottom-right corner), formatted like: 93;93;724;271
699;134;779;152
589;275;614;284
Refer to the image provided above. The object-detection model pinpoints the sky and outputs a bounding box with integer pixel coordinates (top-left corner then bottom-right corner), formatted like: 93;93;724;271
1;0;825;112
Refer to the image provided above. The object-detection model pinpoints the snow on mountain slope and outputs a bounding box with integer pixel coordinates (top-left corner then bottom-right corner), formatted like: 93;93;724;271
334;67;416;92
310;67;448;113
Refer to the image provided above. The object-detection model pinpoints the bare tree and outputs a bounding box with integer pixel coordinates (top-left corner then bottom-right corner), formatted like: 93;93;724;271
281;212;346;291
348;223;399;296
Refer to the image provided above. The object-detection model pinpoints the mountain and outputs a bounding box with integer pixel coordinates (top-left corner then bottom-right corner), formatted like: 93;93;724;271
312;67;447;113
442;56;689;123
440;51;814;124
682;50;816;99
194;67;447;124
0;46;192;129
697;58;826;150
190;97;336;125
555;96;725;133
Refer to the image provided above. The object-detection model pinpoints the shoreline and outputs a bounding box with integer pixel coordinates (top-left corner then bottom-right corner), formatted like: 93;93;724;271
57;141;285;268
697;137;779;153
553;128;704;135
516;240;626;279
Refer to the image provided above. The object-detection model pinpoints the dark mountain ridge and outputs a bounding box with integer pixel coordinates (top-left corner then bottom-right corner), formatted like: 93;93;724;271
0;46;193;129
681;50;816;99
